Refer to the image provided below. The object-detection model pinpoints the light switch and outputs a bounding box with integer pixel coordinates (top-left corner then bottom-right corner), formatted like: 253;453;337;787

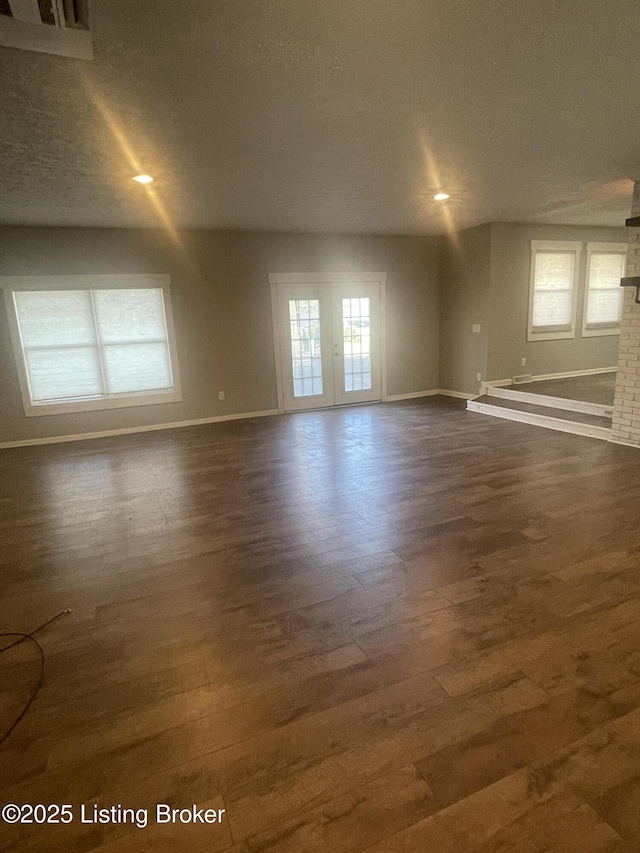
472;324;481;334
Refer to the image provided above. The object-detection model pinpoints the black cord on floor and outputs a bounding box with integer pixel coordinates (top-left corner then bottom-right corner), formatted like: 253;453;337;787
0;609;70;746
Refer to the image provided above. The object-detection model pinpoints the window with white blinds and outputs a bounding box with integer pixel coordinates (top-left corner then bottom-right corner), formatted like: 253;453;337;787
583;244;626;336
3;275;182;416
528;241;581;341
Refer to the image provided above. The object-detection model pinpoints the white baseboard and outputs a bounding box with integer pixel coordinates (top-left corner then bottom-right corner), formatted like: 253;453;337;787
1;391;474;448
0;409;279;449
386;389;441;401
467;399;611;441
531;366;617;381
438;389;477;400
482;366;617;392
486;387;612;419
387;389;477;401
608;435;640;449
480;379;512;391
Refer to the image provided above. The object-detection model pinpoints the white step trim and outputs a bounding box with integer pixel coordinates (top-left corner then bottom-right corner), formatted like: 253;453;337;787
0;409;279;449
466;400;611;441
487;386;613;419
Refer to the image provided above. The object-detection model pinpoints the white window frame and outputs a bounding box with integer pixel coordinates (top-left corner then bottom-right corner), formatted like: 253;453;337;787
581;242;627;338
0;0;93;60
2;274;182;417
527;241;582;342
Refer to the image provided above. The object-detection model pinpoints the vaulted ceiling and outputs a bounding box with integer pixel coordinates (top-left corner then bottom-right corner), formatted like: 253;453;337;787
1;0;639;234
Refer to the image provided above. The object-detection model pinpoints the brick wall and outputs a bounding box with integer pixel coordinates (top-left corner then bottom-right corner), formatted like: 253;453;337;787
611;180;640;446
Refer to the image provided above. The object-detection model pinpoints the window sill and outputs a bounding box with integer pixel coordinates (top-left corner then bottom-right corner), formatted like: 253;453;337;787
0;15;93;60
527;328;576;342
581;325;621;338
23;390;183;417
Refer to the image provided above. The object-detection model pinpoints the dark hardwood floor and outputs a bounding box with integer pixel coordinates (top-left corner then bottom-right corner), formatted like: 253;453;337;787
508;372;616;405
2;396;640;851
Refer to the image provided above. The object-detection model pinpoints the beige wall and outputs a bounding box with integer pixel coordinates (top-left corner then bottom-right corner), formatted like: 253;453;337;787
0;227;440;443
487;222;626;381
439;224;492;395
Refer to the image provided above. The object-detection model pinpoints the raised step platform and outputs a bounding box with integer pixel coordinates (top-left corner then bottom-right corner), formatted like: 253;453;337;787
486;385;613;418
467;394;612;441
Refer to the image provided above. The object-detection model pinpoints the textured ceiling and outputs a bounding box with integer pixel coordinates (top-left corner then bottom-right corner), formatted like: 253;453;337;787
0;0;639;234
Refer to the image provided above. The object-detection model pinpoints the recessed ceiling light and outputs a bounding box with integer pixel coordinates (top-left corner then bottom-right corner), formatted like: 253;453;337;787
133;174;154;184
434;192;449;201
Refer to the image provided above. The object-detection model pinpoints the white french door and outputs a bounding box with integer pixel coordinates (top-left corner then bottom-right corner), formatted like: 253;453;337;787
277;285;335;412
332;282;382;406
271;275;384;413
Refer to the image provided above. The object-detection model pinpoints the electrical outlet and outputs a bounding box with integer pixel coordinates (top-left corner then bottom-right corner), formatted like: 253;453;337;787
472;324;481;334
521;358;526;367
218;391;225;400
476;372;482;382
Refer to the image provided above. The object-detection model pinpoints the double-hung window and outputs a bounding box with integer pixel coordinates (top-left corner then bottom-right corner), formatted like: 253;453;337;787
2;274;182;416
527;241;581;341
582;243;626;337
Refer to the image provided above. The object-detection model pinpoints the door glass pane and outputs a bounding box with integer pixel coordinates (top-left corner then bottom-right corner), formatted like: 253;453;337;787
342;297;371;392
289;299;323;397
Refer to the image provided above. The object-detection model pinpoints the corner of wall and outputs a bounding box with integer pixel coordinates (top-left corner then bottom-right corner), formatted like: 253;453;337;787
612;180;640;446
437;223;492;395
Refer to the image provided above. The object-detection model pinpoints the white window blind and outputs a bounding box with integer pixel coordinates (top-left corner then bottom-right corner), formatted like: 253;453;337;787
531;251;575;330
13;287;174;405
585;251;625;327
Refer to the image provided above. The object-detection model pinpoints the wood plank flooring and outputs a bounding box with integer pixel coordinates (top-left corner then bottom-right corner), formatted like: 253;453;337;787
508;372;616;406
2;396;640;851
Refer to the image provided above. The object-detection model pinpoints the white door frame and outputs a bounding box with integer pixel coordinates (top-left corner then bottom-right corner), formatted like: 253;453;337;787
269;272;388;414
